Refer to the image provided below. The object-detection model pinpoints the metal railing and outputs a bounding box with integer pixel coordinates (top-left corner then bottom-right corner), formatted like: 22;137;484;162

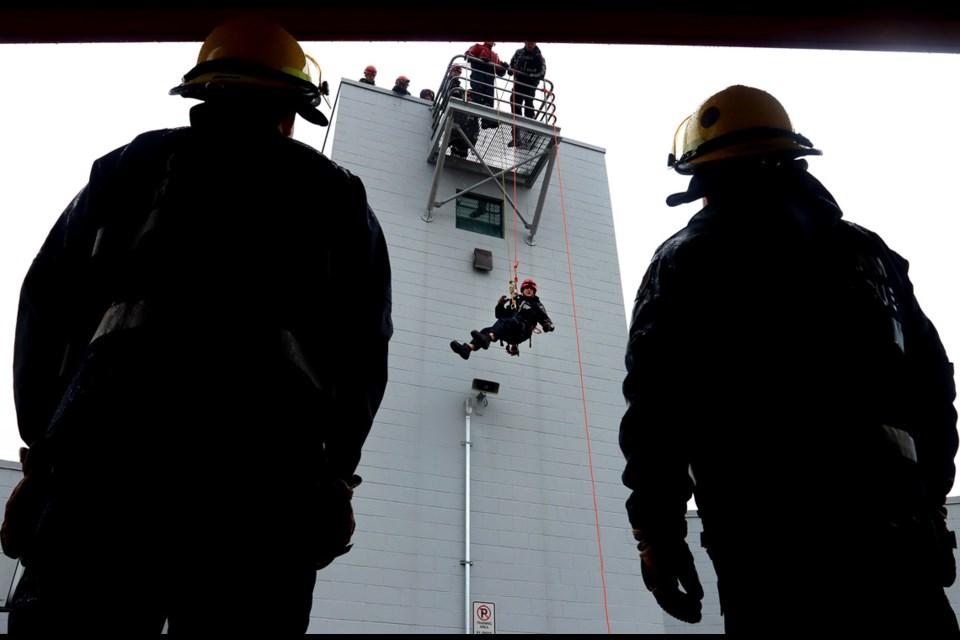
430;54;556;136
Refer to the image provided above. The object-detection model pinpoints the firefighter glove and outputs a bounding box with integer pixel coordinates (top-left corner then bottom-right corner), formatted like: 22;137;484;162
634;528;704;624
1;446;53;564
313;475;360;570
935;505;957;587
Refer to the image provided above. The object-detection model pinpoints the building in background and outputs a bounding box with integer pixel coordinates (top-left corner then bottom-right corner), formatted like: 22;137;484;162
314;66;650;633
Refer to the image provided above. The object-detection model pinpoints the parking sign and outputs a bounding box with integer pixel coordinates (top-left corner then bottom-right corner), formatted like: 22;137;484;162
473;601;495;634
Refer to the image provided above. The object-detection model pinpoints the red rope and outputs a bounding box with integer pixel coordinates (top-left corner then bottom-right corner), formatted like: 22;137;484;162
551;122;612;633
504;88;611;631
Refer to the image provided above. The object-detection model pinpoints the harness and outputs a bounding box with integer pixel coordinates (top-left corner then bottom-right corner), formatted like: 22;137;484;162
497;295;542;356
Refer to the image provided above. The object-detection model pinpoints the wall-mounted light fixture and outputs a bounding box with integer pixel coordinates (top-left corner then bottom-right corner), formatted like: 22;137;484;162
471;378;499;416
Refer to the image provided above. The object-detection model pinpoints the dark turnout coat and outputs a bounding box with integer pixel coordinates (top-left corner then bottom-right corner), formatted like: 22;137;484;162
487;292;553;345
9;103;393;606
508;45;546;89
15;105;393;483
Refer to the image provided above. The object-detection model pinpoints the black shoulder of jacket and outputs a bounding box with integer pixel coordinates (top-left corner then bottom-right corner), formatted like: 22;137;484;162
286;136;362;182
109;127;356;187
104;128;189;166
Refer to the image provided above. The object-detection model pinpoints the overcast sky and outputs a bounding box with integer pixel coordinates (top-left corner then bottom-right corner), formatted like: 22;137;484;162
1;40;958;490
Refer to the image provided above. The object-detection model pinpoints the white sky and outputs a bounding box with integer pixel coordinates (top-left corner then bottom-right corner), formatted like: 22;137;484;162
1;41;959;491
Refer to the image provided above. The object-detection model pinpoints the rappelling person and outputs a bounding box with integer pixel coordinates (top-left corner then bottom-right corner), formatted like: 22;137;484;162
450;278;555;359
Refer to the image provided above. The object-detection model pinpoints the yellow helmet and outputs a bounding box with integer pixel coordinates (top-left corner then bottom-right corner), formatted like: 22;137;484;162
668;85;820;175
169;14;329;125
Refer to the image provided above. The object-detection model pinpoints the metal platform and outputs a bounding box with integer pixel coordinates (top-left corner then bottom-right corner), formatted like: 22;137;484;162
427;102;557;188
423;56;560;244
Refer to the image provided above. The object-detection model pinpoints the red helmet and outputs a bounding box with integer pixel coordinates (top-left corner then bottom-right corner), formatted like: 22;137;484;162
396;75;409;83
364;65;377;74
451;64;463;76
520;278;537;293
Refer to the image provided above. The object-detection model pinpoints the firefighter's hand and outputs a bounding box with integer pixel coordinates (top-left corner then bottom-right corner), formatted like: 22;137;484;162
542;322;555;332
498;295;508;305
1;446;52;563
313;476;359;570
635;529;703;624
935;505;957;587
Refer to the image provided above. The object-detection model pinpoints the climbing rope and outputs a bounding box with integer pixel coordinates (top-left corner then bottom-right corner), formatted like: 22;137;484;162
501;87;520;305
494;75;612;631
549;118;612;633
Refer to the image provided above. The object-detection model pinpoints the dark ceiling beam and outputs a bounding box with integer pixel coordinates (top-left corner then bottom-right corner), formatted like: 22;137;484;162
2;8;960;53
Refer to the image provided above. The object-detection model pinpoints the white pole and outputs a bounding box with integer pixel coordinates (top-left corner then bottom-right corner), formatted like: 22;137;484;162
464;407;472;634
